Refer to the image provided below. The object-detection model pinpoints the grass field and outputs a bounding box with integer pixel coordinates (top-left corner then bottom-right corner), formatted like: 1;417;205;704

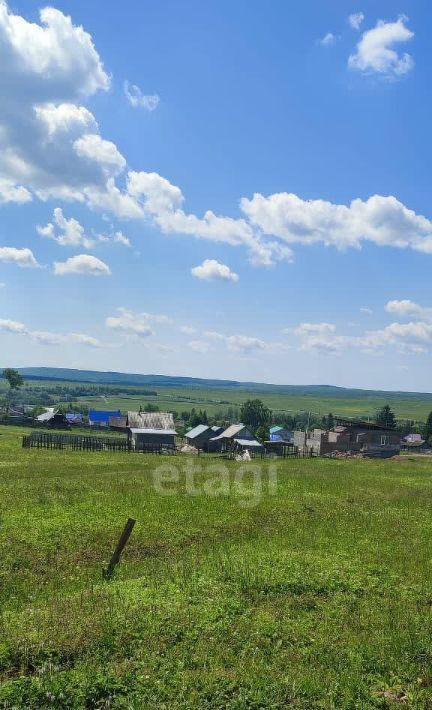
1;426;432;707
71;386;432;421
4;374;432;421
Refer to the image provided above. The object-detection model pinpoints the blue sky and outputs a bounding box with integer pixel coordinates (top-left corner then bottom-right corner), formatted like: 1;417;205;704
0;0;431;390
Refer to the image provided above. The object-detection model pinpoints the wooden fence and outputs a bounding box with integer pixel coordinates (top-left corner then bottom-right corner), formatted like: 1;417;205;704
22;432;178;454
22;432;129;453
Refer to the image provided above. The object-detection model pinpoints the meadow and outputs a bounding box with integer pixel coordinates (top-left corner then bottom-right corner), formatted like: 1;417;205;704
72;385;432;421
1;426;432;707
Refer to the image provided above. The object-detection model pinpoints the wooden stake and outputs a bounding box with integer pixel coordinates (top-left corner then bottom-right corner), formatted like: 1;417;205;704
103;517;136;580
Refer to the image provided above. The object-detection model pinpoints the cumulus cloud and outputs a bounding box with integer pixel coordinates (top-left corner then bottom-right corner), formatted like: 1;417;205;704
0;317;104;346
0;246;39;267
348;12;364;30
294;322;337;336
240;193;432;256
191;259;239;282
0;318;26;333
385;299;432;320
113;231;131;247
295;318;432;354
0;1;117;206
0;2;426;271
180;325;197;335
188;340;209;353
53;254;111;276
37;208;94;248
319;33;337;47
127;170;292;266
105;307;169;337
123;80;160;111
348;17;414;78
203;330;267;353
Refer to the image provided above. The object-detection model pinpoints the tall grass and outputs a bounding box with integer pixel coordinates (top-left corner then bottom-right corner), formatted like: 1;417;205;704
1;426;432;707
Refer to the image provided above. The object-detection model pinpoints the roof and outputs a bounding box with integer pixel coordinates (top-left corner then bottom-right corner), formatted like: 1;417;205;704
109;416;127;427
234;438;264;447
36;408;57;422
129;428;177;435
65;413;83;422
404;433;423;442
185;424;210;439
334;418;396;432
127;411;175;430
89;409;121;422
270;426;283;434
210;423;248;441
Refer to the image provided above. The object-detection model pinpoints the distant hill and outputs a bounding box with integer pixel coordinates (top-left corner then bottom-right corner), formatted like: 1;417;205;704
9;367;432;403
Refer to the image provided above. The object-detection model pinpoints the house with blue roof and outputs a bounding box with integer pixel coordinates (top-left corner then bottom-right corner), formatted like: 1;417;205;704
269;426;294;443
88;409;121;427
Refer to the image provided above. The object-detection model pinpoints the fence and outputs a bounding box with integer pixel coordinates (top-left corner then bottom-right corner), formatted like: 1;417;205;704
22;432;129;453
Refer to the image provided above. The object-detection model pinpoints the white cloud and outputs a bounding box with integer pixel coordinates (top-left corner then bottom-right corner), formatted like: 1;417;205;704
0;2;426;272
53;254;111;276
348;12;364;30
0;318;26;333
240;192;432;257
294;322;336;336
0;246;39;267
113;231;131;247
191;259;239;282
127;170;292;266
124;80;160;111
180;325;197;335
37;207;94;248
360;307;373;314
105;307;168;337
0;180;31;204
0;317;104;346
319;33;337;47
294;318;432;354
203;330;266;353
385;299;432;321
348;17;414;78
188;340;209;353
0;2;116;206
73;134;126;175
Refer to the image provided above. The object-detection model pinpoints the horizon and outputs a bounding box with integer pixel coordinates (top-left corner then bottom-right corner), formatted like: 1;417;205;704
9;366;432;398
1;1;431;390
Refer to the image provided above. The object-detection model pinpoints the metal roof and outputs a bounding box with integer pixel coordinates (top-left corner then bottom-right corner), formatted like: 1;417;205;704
36;408;57;422
185;424;210;439
270;426;283;433
127;411;175;430
234;438;264;447
210;424;250;441
129;428;177;435
89;409;121;422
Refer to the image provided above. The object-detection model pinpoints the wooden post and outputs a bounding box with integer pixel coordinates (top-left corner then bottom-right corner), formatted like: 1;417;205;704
103;518;136;580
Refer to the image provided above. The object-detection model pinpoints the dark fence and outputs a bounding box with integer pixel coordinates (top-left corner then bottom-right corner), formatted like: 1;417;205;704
22;432;178;455
22;432;129;453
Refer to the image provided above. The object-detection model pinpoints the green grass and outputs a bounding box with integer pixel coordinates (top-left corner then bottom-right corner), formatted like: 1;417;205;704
1;426;432;707
71;385;432;421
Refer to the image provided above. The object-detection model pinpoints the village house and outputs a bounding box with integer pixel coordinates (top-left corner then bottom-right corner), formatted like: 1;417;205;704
185;424;224;450
209;423;264;453
127;411;177;451
269;425;294;443
88;409;121;428
306;419;401;458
